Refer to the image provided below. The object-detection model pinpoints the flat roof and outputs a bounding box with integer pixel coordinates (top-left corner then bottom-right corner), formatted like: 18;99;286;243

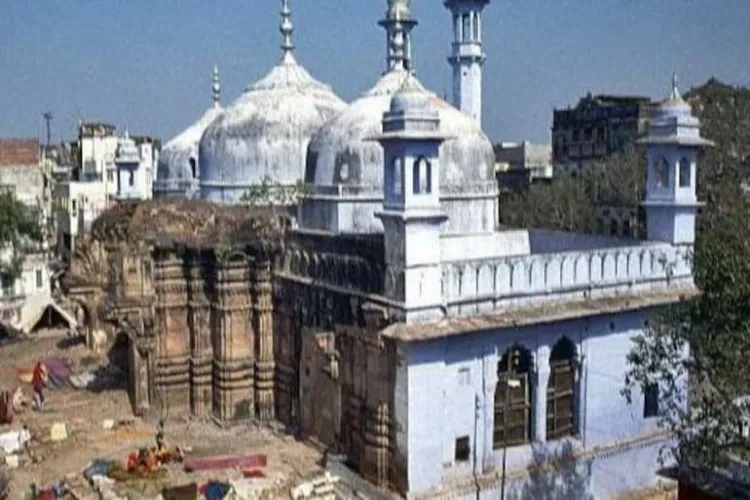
381;286;698;342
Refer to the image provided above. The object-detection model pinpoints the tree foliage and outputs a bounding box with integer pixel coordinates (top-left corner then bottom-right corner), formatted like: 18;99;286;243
626;81;750;472
498;143;645;233
239;176;310;207
0;190;43;280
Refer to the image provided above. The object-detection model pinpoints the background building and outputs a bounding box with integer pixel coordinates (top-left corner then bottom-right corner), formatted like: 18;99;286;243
552;93;654;173
54;123;159;261
0;139;61;332
494;141;553;190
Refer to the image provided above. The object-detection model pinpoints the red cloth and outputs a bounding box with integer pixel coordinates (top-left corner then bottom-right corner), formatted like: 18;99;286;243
32;362;46;391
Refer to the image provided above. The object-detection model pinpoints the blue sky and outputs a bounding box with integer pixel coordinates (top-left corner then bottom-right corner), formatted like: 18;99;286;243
0;0;748;144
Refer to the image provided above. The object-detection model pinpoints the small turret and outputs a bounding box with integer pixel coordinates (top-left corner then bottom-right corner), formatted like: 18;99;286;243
638;73;714;245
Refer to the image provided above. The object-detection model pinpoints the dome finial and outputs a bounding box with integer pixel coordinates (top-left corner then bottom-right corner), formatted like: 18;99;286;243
212;65;221;107
380;0;416;73
280;0;295;63
669;72;683;102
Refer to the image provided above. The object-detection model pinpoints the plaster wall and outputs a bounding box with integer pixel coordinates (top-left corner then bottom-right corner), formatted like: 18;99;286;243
440;241;693;316
396;309;675;498
298;182;497;235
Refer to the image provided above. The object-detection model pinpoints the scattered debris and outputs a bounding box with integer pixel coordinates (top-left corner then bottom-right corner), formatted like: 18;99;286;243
0;427;30;454
49;422;68;442
183;453;267;473
291;472;339;500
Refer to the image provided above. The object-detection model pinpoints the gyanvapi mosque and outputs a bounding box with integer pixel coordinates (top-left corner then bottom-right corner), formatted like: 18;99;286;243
150;0;711;498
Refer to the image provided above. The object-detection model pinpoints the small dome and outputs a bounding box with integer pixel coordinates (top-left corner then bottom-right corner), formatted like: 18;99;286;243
155;106;222;197
389;76;432;114
115;132;139;163
198;56;346;204
657;73;692;118
306;69;494;189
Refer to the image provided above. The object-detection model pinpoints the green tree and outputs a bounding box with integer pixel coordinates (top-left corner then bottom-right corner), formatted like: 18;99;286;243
239;176;310;207
0;190;43;280
622;80;750;473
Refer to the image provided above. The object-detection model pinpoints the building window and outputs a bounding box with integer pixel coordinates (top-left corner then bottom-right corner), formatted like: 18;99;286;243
656;157;670;188
623;219;631;237
455;436;470;462
71;199;77;213
462;14;470;42
1;274;13;297
493;345;532;449
546;337;578;440
413;157;431;194
392;157;403;195
458;367;471;386
583;127;592;141
679;157;691;187
128;171;135;187
189;157;197;179
643;383;659;418
610;219;619;236
36;269;43;289
572;129;580;142
107;170;114;183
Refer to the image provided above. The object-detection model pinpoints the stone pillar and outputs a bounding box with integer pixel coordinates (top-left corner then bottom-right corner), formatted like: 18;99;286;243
534;345;551;443
272;283;295;425
212;258;255;421
153;255;190;416
188;255;213;417
253;260;275;421
362;402;390;488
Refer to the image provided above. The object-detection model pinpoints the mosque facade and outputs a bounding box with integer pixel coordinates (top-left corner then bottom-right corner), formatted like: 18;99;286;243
69;1;713;498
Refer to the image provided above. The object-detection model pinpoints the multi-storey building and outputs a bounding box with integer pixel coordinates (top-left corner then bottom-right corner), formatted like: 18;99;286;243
552;93;655;173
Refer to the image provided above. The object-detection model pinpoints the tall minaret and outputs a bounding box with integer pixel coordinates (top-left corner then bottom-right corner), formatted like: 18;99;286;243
639;74;713;246
212;65;221;108
280;0;295;63
379;0;417;73
444;0;489;125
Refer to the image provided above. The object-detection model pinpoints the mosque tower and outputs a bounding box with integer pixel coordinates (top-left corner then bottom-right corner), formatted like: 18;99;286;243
444;0;489;126
639;74;713;246
378;0;417;73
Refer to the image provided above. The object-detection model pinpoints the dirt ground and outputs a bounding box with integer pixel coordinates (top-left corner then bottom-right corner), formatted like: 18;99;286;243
0;333;324;499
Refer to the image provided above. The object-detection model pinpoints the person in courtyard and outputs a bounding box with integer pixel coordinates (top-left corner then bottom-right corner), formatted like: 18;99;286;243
31;361;48;411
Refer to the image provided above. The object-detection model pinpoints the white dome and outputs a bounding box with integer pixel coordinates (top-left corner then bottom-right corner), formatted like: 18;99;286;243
198;55;346;204
305;69;495;189
154;106;222;198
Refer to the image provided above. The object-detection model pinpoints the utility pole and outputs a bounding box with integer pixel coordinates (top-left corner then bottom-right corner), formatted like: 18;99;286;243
42;112;53;147
500;348;521;500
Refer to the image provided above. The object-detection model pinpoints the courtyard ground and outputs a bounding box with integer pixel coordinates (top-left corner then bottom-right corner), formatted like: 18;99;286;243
0;332;324;499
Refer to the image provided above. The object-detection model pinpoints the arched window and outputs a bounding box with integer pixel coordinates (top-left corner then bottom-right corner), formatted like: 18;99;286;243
413;157;431;194
610;219;619;236
623;219;631;237
189;157;197;179
128;170;135;187
493;345;533;449
546;337;578;440
462;14;471;42
656;157;670;188
678;157;691;187
392;157;403;195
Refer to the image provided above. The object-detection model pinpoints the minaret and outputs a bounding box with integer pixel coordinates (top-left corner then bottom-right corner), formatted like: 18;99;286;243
373;77;451;323
212;65;221;108
280;0;295;63
444;0;489;125
379;0;418;73
639;74;713;246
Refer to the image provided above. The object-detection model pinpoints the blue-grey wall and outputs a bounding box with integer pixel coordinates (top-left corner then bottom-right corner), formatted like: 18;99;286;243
395;308;679;499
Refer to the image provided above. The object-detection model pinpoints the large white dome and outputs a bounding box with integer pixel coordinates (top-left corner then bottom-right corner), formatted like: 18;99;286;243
300;69;497;235
154;106;222;199
198;54;346;204
305;69;495;189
